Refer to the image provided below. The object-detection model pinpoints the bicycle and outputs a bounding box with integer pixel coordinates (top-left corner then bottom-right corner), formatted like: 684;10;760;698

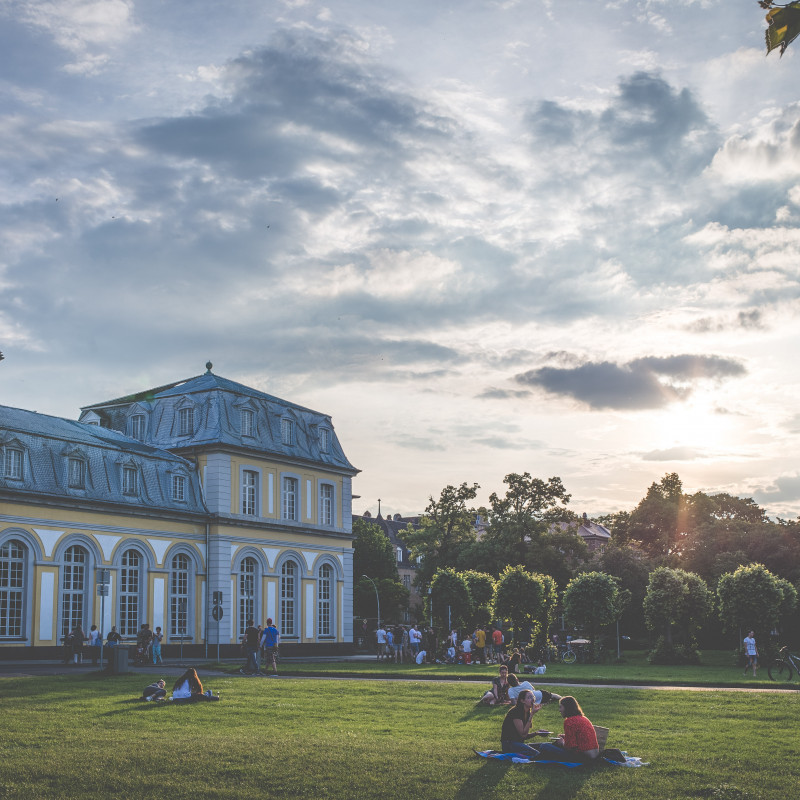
560;645;576;664
767;647;800;681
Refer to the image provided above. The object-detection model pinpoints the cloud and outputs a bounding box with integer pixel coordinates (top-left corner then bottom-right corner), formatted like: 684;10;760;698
641;446;705;462
754;474;800;505
513;354;746;410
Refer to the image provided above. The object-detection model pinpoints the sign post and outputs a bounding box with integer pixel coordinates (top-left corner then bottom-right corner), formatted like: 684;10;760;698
212;591;223;662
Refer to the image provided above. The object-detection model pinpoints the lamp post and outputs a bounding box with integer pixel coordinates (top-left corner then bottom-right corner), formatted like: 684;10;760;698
361;574;380;632
427;586;433;629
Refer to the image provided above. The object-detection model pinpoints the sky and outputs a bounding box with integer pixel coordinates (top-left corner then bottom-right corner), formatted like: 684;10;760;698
2;0;800;521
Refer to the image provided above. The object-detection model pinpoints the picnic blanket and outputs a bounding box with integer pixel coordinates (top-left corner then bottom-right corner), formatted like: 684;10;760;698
474;750;648;767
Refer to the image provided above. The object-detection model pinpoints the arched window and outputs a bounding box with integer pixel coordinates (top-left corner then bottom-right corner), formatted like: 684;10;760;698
0;539;25;638
317;563;333;638
239;557;257;637
119;549;141;637
61;545;87;638
170;553;190;638
280;560;298;637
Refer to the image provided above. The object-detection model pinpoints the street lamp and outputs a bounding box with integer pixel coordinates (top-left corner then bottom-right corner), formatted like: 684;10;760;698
361;574;380;631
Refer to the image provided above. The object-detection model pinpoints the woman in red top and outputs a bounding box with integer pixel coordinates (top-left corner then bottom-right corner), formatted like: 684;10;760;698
536;696;599;763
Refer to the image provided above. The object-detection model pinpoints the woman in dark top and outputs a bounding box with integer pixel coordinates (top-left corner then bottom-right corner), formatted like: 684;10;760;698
500;689;542;758
481;665;512;705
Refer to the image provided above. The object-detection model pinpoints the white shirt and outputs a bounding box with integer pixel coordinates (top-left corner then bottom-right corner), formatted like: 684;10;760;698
461;639;472;653
410;627;421;644
744;636;757;655
172;680;192;699
507;680;535;702
376;628;386;644
415;650;427;665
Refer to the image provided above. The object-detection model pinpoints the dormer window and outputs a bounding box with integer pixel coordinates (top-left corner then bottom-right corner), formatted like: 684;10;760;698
281;418;294;446
67;458;86;489
130;414;145;441
4;448;23;480
397;547;403;563
319;427;330;453
178;407;194;437
172;475;186;502
241;408;254;437
122;465;138;495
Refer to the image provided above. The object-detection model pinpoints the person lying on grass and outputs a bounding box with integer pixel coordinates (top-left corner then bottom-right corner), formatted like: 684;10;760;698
506;675;562;705
141;679;167;701
172;667;219;701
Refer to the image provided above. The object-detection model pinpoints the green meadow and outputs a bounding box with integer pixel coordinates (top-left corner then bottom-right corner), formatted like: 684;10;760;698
1;668;797;800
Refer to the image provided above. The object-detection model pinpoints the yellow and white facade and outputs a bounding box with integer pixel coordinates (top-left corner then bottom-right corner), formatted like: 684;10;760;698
0;366;358;653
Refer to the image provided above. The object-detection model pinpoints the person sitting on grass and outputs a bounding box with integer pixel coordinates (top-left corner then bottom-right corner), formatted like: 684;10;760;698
141;679;167;701
534;695;624;764
172;668;218;701
499;689;544;759
480;664;512;705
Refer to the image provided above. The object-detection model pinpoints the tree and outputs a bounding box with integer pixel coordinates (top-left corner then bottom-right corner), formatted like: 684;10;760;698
562;572;623;660
493;565;554;645
593;544;653;638
717;563;787;650
485;473;572;567
461;570;496;628
352;518;409;623
760;2;800;57
401;482;479;586
643;566;712;663
429;568;472;630
627;473;686;558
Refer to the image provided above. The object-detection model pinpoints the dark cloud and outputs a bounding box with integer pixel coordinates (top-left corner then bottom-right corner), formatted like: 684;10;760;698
754;475;800;504
513;354;746;410
476;388;531;400
686;309;765;334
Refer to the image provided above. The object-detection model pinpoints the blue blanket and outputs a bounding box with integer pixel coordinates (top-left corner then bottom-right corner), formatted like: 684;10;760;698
474;750;648;767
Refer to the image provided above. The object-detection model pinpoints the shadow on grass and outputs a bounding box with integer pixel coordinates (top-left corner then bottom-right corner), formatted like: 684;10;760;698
462;753;594;800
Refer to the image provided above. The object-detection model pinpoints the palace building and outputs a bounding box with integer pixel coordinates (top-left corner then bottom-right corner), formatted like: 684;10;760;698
0;364;358;655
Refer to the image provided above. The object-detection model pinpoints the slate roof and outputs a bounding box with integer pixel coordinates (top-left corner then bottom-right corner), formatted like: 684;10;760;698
79;367;358;474
0;405;206;514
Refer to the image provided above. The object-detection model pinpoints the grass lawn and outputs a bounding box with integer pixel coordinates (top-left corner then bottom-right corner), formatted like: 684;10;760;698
221;649;796;689
1;670;797;800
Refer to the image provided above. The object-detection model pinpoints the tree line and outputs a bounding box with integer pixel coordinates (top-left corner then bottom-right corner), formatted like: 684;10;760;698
354;472;799;663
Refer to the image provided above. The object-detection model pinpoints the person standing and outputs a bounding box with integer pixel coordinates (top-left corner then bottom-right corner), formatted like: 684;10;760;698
260;617;280;676
71;623;87;664
409;624;422;657
152;626;164;665
376;624;387;661
473;625;487;664
87;624;101;665
241;618;261;675
743;630;758;677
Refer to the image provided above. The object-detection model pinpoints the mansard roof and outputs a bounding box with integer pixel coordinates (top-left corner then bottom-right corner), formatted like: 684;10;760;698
79;366;358;474
81;364;359;474
0;405;206;515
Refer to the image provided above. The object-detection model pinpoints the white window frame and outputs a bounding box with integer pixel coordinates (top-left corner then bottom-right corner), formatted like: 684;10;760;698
172;474;186;502
242;469;258;516
178;407;194;437
317;563;334;638
67;457;86;489
169;553;191;638
122;465;138;496
60;545;88;639
281;417;294;446
280;560;298;638
118;548;141;637
319;427;330;453
238;557;257;637
4;448;23;480
130;414;146;441
0;539;25;639
397;547;403;563
281;475;299;521
240;408;255;437
319;482;334;527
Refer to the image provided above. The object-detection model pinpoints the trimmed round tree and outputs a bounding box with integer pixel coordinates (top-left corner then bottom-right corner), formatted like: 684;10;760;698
493;564;547;645
429;568;471;630
563;571;620;660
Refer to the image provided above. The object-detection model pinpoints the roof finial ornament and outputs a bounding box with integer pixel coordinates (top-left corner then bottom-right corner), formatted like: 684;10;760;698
205;361;213;373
